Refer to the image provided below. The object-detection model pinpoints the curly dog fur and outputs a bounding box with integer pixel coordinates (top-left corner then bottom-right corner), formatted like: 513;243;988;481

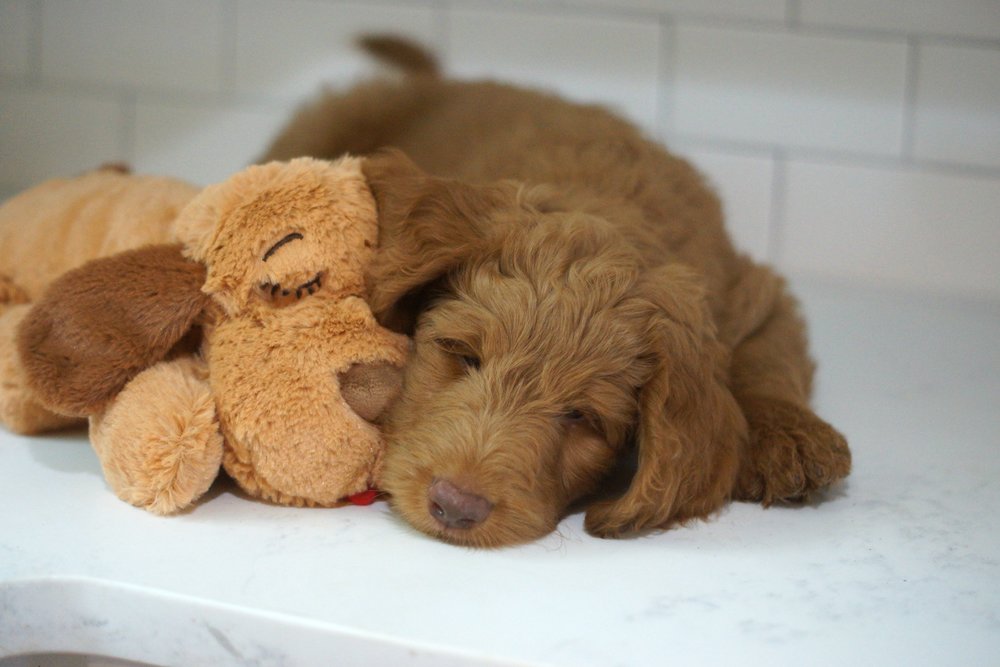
261;37;850;547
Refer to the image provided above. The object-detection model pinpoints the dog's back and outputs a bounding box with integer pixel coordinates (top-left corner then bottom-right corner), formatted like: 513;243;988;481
261;40;741;298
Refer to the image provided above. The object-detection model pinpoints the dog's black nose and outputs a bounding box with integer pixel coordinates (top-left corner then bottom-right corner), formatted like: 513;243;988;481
428;479;493;529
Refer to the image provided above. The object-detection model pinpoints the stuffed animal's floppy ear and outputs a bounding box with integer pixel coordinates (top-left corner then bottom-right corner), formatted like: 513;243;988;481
17;244;209;416
362;149;516;333
584;264;747;538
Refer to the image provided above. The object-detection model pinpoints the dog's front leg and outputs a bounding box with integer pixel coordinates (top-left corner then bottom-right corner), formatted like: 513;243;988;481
725;265;851;505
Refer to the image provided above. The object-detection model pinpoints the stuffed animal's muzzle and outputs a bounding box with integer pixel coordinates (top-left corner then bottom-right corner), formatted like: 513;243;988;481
208;296;407;506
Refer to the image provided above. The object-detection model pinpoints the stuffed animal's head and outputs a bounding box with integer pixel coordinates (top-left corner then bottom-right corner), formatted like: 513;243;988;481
175;158;377;318
18;157;409;507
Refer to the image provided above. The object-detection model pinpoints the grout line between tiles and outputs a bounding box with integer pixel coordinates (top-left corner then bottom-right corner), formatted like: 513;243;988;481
786;0;800;28
219;0;239;97
119;88;138;166
901;37;921;160
766;148;788;265
434;0;452;64
27;0;44;83
669;134;1000;180
655;15;675;140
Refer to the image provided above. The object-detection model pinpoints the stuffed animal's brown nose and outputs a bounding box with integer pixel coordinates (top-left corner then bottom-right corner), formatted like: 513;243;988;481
338;361;403;423
428;479;493;530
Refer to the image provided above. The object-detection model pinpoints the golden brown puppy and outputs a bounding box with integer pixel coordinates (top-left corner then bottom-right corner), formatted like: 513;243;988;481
262;38;851;547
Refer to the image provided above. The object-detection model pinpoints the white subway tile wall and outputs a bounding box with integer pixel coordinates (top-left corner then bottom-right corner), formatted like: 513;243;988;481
673;26;909;156
132;98;291;184
40;0;226;93
799;0;1000;41
521;0;788;22
1;0;997;298
0;0;32;79
448;8;662;130
233;0;439;99
781;160;1000;299
1;89;125;186
913;44;1000;169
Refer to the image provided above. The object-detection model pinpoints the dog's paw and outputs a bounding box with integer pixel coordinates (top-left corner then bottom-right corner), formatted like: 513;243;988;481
734;396;851;505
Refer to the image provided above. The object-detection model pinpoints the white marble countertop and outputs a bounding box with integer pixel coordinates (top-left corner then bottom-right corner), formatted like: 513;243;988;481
1;279;998;667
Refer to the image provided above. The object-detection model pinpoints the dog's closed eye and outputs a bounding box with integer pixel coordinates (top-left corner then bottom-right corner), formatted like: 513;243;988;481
434;337;481;371
559;409;604;435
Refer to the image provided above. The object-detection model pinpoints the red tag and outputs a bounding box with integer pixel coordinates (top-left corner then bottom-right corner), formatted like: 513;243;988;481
346;489;380;506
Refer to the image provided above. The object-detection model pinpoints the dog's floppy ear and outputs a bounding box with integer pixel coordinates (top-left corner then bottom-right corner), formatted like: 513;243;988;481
585;264;746;538
363;149;512;333
17;244;210;416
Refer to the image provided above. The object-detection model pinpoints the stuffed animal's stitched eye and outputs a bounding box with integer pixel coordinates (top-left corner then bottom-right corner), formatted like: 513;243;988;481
435;338;481;371
258;271;324;306
295;274;322;297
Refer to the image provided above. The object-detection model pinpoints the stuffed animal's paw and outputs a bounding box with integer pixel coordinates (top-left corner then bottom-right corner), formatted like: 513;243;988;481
734;396;851;505
89;358;222;514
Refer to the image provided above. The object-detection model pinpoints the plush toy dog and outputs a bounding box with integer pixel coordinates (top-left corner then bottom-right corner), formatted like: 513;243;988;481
0;158;409;513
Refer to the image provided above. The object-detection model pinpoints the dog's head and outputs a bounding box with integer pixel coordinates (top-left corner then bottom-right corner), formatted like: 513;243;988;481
364;150;745;547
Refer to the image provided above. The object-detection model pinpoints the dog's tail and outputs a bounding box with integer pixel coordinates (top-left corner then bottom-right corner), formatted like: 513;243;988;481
357;34;440;77
257;35;440;163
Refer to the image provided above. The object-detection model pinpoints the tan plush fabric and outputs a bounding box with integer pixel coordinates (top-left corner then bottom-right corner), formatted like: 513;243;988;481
0;168;198;299
4;159;408;513
89;357;222;514
174;157;409;505
0;304;79;434
0;168;199;435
